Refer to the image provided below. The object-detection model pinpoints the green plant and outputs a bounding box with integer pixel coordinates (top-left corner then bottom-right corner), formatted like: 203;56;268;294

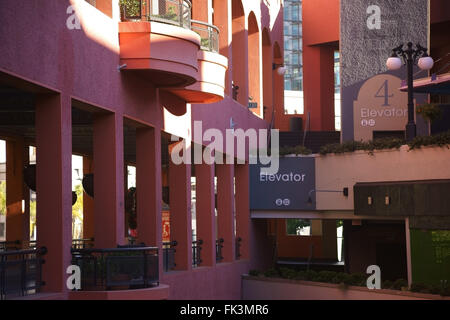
417;103;442;129
319;137;404;156
263;268;279;278
407;130;450;150
279;145;313;156
279;267;298;280
392;279;408;290
249;269;260;277
120;0;142;20
382;280;393;289
201;38;211;49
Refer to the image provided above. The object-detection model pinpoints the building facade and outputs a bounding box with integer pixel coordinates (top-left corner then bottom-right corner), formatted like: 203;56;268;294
0;0;285;300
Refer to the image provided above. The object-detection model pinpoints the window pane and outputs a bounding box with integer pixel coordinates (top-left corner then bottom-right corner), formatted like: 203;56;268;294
286;219;311;236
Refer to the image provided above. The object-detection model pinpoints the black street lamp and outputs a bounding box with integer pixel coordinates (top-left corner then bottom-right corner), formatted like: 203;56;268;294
386;42;434;141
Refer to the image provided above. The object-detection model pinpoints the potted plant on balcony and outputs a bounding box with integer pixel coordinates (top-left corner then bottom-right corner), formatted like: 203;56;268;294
119;0;142;22
416;103;442;135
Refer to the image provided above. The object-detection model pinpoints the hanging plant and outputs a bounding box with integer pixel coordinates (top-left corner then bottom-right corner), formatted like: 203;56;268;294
416;103;442;122
417;103;442;135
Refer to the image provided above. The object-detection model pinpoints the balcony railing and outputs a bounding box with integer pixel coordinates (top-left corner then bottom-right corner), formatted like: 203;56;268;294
0;247;47;300
235;237;242;260
192;239;203;267
0;241;22;252
216;238;224;263
191;20;219;53
71;246;159;291
121;0;192;29
163;241;177;272
24;239;94;250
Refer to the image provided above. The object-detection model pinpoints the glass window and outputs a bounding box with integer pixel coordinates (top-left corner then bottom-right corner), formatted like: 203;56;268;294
286;219;311;236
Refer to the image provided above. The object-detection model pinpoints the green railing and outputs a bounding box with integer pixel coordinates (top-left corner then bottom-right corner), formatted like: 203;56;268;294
191;20;220;53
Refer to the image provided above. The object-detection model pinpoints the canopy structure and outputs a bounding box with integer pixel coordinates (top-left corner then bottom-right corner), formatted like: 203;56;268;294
400;72;450;94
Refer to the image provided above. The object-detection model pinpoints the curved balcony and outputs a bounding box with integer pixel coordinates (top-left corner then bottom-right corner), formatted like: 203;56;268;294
166;21;228;104
118;0;200;87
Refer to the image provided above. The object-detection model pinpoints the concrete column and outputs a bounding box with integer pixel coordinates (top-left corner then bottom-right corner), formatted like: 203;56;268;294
216;163;235;262
405;217;412;286
322;220;338;260
235;163;249;260
213;0;232;96
303;45;335;131
23;144;30;244
5;138;26;243
136;126;162;247
169;142;192;271
195;161;216;266
35;93;72;293
93;112;125;248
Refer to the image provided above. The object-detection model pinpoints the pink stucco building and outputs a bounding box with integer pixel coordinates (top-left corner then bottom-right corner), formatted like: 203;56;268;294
0;0;284;300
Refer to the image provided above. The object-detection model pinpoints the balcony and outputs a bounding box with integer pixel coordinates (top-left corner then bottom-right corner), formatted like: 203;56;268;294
70;246;159;290
167;21;228;104
118;1;228;101
69;246;169;299
118;0;200;87
0;247;47;300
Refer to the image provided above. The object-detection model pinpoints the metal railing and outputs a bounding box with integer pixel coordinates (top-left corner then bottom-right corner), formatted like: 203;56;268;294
0;247;47;300
71;246;159;291
235;237;242;260
0;241;22;252
216;238;224;263
192;239;203;267
14;239;94;251
121;0;192;29
191;20;219;53
163;241;177;272
71;238;95;250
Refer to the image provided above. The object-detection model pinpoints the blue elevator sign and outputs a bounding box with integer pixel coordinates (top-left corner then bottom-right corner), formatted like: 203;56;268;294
250;157;316;210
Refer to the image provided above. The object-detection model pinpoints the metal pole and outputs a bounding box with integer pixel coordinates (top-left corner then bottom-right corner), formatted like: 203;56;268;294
405;42;416;141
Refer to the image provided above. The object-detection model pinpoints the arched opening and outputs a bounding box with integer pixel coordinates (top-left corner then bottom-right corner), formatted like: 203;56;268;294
262;28;272;120
231;0;247;106
248;12;261;116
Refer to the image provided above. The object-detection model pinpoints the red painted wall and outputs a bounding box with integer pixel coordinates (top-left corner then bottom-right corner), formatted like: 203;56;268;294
276;0;339;132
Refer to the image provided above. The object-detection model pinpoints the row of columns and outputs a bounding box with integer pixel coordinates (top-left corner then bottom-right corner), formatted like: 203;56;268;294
169;157;250;271
4;92;251;294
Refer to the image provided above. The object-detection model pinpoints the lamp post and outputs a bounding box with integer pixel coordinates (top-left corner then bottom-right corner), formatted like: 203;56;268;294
386;42;434;141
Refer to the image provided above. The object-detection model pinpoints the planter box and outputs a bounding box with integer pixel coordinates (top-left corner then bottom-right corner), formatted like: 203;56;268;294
242;275;450;300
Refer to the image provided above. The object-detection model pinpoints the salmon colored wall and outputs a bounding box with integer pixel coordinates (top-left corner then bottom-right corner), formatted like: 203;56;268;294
276;0;339;132
276;219;323;258
315;145;450;211
248;12;262;117
302;0;340;47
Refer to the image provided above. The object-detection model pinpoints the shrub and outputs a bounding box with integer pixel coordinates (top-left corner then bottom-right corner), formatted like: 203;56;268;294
316;271;337;283
382;280;393;289
263;268;279;278
392;279;408;291
279;145;312;156
248;269;260;277
279;267;297;280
